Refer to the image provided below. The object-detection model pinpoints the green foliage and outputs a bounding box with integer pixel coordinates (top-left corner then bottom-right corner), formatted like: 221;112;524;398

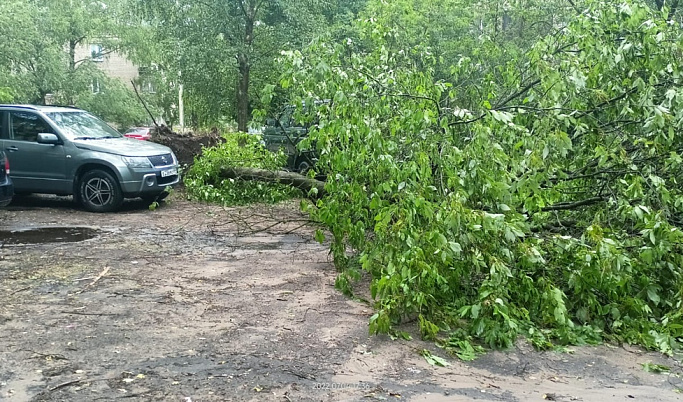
185;133;302;205
135;0;364;129
76;76;150;129
0;88;13;103
641;362;671;373
0;0;153;128
444;337;486;361
272;0;683;355
420;349;451;367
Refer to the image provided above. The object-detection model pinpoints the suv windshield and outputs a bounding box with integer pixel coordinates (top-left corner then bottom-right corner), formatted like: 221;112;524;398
45;111;122;140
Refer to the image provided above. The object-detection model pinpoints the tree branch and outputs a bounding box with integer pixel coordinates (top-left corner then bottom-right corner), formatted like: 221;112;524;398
131;80;159;128
494;79;541;109
566;0;581;14
541;196;605;211
346;66;442;116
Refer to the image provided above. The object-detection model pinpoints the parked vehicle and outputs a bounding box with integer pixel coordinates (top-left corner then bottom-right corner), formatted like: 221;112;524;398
0;150;13;207
123;126;152;141
0;105;179;212
262;105;317;172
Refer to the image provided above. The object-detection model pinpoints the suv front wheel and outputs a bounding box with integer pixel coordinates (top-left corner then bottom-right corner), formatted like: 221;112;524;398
78;169;123;212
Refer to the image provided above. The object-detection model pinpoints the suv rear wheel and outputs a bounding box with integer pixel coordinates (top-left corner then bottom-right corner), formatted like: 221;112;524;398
78;169;123;212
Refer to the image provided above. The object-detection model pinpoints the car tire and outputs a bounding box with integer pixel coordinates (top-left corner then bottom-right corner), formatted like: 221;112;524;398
296;160;311;173
78;169;123;213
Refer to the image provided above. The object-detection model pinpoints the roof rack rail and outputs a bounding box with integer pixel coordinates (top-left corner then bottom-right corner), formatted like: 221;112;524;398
46;104;79;109
0;104;82;110
0;104;40;110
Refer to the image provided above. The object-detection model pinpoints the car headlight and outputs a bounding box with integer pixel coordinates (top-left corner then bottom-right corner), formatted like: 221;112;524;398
122;156;152;168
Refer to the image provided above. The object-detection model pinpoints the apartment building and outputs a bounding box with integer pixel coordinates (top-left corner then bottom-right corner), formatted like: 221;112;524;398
74;43;154;94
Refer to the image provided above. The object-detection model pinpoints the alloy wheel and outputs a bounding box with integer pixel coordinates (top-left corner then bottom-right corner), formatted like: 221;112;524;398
84;177;113;206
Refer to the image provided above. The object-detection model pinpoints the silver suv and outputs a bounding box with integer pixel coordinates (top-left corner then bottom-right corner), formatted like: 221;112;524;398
0;105;179;212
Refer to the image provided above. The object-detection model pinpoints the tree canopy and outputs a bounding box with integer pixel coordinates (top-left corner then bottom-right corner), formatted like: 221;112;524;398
0;0;150;127
134;0;365;130
264;0;683;354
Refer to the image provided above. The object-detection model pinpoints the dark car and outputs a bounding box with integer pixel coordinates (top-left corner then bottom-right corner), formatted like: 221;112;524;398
0;150;13;207
262;105;317;172
0;105;179;212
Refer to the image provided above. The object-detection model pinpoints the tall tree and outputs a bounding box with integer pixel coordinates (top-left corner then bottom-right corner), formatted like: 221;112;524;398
0;0;151;127
137;0;363;130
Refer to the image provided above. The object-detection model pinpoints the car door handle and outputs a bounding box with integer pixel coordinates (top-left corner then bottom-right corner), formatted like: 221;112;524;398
5;146;18;152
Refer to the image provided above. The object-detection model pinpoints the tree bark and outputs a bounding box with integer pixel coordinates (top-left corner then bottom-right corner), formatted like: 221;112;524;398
217;167;326;197
236;1;256;133
68;39;77;105
237;52;250;133
69;39;77;72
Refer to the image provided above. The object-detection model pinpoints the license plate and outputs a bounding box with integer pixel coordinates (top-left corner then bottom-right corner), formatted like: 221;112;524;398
161;168;177;177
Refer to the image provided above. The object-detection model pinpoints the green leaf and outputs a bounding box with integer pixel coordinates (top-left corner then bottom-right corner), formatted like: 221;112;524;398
421;350;451;367
315;229;326;244
471;304;481;319
647;287;660;305
641;362;670;373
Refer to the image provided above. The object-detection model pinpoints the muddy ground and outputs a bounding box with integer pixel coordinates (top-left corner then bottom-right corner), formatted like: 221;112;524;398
1;193;682;402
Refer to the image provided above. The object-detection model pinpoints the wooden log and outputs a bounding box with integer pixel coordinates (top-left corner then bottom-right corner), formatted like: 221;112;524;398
217;167;326;197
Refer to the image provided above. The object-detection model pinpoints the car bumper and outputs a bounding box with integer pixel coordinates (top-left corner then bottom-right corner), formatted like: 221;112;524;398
0;178;14;207
119;166;180;197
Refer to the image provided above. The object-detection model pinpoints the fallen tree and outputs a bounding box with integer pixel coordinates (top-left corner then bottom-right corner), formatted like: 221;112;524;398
184;132;306;205
217;167;325;197
264;0;683;356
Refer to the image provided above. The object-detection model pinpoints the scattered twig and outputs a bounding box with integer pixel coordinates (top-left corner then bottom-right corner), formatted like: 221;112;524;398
10;286;31;295
29;351;68;361
76;266;110;294
49;378;83;392
298;307;313;323
48;376;115;392
61;311;119;316
283;369;316;380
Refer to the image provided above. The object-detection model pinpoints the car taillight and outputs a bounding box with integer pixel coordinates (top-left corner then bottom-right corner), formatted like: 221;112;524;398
4;158;9;175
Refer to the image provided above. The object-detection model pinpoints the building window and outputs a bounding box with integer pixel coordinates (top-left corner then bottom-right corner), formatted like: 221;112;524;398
91;78;101;94
140;79;155;94
90;44;104;62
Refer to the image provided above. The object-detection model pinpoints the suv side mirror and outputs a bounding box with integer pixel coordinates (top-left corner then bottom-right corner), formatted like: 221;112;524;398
37;133;61;145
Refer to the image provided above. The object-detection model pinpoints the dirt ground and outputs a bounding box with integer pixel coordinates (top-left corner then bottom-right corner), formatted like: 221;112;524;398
1;193;682;402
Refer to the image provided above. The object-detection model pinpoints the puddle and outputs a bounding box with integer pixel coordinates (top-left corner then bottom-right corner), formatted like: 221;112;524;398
0;227;99;245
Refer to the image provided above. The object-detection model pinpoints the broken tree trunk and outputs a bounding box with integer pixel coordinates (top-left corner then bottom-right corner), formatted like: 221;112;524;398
218;167;326;198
